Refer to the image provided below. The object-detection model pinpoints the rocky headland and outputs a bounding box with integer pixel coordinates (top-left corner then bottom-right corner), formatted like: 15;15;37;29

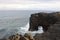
1;12;60;40
29;12;60;40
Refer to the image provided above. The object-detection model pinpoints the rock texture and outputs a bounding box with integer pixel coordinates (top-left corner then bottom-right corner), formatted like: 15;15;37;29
34;33;43;40
5;33;34;40
29;12;60;40
29;12;59;31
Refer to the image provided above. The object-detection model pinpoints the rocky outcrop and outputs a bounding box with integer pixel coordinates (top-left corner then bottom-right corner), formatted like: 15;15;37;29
45;24;60;40
5;33;34;40
24;33;35;40
29;12;60;32
29;12;60;40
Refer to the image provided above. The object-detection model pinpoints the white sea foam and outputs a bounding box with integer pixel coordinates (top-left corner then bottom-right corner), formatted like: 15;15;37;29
17;22;29;34
26;26;44;36
17;22;44;35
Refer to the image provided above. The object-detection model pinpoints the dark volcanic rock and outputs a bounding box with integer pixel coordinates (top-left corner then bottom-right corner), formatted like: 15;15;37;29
36;24;60;40
34;33;43;40
29;12;59;32
29;12;60;40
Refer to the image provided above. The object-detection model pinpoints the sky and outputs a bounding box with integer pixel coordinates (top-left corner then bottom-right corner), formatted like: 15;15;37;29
0;0;60;10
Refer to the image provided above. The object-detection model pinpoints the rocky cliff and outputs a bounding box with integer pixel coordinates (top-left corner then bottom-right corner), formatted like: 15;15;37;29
29;12;60;40
3;33;34;40
29;12;60;31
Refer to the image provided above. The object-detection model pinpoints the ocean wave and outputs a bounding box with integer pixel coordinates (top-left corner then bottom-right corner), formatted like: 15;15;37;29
0;22;44;39
17;22;44;35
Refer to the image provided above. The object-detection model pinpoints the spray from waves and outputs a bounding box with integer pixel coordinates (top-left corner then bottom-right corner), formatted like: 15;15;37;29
17;22;44;35
17;22;29;34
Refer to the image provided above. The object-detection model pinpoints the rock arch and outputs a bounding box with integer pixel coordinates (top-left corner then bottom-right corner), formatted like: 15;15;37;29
29;12;58;32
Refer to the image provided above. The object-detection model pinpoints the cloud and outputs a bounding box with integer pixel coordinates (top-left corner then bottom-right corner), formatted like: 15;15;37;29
0;2;60;10
0;0;60;4
30;0;58;1
0;0;40;4
0;0;60;10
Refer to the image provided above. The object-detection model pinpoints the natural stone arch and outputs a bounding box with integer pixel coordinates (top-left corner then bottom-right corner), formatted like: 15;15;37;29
29;13;58;32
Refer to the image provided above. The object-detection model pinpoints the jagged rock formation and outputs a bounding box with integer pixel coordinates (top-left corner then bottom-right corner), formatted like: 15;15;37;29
5;33;34;40
24;33;35;40
29;12;60;40
29;12;59;31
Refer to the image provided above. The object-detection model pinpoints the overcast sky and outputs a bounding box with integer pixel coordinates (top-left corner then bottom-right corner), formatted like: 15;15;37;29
0;0;60;10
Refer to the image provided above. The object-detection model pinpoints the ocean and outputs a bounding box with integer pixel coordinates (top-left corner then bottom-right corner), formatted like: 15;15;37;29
0;10;57;39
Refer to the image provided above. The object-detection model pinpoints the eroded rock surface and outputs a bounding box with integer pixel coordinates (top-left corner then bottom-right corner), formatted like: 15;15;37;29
29;12;60;32
29;12;60;40
5;33;34;40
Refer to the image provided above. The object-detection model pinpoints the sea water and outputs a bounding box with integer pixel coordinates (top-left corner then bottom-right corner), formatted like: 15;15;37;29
0;17;28;38
0;18;43;39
